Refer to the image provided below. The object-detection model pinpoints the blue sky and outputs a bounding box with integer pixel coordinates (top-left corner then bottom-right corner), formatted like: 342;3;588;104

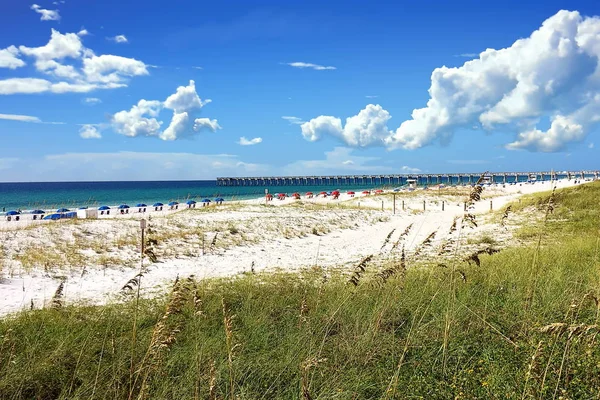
0;0;598;182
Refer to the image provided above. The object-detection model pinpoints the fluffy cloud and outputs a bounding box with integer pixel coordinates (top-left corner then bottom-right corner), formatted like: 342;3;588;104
0;46;25;69
164;80;209;112
1;29;148;95
82;54;148;83
109;35;129;43
112;80;218;141
238;137;262;146
193;118;221;132
286;62;336;70
301;10;600;152
31;4;60;21
79;124;102;139
112;100;163;137
301;104;392;147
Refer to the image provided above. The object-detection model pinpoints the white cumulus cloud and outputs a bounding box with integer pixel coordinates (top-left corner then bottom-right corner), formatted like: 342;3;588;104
1;29;149;95
31;4;60;21
301;10;600;153
0;46;25;69
112;80;218;141
301;104;392;147
79;124;102;139
238;137;262;146
286;62;336;71
193;118;221;132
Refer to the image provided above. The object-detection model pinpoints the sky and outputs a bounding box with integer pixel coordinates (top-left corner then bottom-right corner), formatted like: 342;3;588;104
0;0;599;182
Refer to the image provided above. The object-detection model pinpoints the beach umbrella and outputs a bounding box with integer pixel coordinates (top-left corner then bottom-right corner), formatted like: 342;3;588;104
362;190;370;194
6;210;20;215
30;210;45;214
98;205;110;210
152;203;164;207
201;199;211;203
305;192;313;196
186;200;197;205
319;191;328;196
375;189;384;194
136;203;147;207
168;201;179;206
215;198;225;202
57;208;70;213
347;191;355;195
78;206;88;210
118;204;130;209
332;190;340;195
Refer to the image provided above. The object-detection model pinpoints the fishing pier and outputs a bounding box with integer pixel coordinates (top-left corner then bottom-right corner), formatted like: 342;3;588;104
216;171;599;187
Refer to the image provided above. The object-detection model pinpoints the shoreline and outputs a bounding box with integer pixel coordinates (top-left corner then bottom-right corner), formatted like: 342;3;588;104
0;178;590;317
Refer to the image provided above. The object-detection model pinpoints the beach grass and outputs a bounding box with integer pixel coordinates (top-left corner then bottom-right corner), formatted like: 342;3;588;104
1;182;600;398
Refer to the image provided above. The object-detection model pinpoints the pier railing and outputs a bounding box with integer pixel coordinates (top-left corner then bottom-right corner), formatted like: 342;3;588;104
216;171;599;187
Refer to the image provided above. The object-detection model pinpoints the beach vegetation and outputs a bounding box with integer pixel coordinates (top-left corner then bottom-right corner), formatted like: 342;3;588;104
1;183;599;398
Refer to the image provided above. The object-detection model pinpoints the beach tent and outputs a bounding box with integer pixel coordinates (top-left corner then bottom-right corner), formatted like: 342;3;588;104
187;200;197;208
57;208;70;213
168;201;179;210
30;209;45;220
5;210;21;221
98;205;111;215
136;204;147;213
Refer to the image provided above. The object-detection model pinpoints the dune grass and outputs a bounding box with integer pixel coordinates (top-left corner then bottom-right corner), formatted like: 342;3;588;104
1;182;600;399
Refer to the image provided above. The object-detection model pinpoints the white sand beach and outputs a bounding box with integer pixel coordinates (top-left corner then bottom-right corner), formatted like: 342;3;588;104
0;179;589;316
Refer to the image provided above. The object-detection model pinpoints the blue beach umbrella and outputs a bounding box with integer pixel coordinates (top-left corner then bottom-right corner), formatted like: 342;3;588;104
186;200;197;205
136;203;147;207
6;210;20;215
57;208;70;213
214;197;224;202
78;206;88;210
118;204;130;209
168;201;179;206
98;205;110;210
30;210;45;214
153;202;164;207
201;199;211;203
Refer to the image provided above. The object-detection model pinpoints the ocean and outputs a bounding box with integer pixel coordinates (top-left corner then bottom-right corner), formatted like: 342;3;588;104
0;172;581;211
0;180;391;211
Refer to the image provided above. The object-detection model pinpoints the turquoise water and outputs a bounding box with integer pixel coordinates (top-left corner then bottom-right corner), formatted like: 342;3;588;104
0;180;391;211
0;173;581;211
